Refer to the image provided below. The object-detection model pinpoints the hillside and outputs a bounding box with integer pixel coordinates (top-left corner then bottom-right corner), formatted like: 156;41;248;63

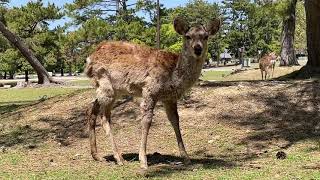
0;80;320;179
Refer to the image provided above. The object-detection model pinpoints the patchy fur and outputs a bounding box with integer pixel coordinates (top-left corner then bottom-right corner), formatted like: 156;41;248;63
86;17;221;169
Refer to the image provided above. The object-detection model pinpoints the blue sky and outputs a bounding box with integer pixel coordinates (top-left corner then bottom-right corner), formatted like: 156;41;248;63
9;0;221;29
10;0;221;8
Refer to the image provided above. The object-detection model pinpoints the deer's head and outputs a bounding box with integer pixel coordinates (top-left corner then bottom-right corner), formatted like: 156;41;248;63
174;16;221;58
268;52;280;61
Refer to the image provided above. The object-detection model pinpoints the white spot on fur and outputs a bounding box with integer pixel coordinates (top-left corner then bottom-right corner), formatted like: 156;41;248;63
86;57;91;64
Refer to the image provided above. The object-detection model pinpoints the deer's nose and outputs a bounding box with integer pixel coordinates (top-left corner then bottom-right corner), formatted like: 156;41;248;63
194;45;203;56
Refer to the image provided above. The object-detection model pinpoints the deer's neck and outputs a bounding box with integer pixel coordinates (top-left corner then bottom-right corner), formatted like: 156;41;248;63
172;44;206;93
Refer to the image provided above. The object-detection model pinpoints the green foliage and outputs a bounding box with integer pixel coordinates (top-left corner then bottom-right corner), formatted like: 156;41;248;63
222;0;282;57
0;0;63;76
0;0;307;76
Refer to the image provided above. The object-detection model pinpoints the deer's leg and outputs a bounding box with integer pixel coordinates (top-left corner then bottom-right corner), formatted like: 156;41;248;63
260;69;264;80
100;100;125;165
265;68;268;80
163;100;191;165
96;77;124;165
139;96;156;169
87;99;101;161
266;68;271;80
272;64;275;78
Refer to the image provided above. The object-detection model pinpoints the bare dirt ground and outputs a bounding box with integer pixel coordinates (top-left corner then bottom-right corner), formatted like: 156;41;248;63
1;78;320;178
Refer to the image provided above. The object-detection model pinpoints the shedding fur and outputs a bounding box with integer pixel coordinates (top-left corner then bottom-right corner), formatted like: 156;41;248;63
85;17;221;169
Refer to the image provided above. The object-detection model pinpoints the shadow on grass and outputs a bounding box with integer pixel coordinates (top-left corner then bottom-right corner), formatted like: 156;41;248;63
104;153;235;178
212;80;320;151
276;65;320;80
0;125;50;147
0;89;89;147
199;79;293;88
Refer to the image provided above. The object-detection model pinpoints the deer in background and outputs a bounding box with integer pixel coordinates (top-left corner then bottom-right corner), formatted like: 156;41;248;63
259;52;279;80
85;16;220;169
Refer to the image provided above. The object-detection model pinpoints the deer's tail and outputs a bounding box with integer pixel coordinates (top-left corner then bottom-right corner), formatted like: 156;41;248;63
84;57;94;78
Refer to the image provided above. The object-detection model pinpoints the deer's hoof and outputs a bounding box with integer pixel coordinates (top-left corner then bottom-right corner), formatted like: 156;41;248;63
140;162;148;170
91;154;104;162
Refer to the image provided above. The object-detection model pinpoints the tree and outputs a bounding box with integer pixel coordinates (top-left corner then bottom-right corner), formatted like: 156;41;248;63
0;20;52;84
305;0;320;68
0;1;62;84
222;0;281;58
156;0;160;49
280;0;298;66
294;1;306;52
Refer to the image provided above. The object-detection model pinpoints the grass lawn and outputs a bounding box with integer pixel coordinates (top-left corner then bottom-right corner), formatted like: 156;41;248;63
0;87;81;105
0;87;83;114
201;71;232;81
68;79;91;86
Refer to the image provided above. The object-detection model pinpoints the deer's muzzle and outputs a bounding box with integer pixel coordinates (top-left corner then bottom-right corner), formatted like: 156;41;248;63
194;45;203;56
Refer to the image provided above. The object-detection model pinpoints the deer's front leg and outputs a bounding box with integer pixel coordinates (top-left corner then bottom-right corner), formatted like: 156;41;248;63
139;96;156;169
163;100;191;165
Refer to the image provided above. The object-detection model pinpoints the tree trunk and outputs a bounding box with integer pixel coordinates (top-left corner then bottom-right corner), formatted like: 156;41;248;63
280;0;299;66
305;0;320;67
68;62;72;76
9;71;14;79
156;0;161;49
25;70;29;82
0;21;53;84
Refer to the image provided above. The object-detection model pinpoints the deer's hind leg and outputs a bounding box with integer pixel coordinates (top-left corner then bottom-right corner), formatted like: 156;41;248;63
87;99;101;161
96;77;124;165
100;99;125;165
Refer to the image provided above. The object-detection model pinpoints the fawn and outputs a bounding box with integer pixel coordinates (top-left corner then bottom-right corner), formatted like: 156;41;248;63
85;16;221;169
259;52;279;80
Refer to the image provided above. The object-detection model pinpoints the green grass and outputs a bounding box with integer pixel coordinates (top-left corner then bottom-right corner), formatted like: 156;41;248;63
0;87;82;114
201;71;232;81
0;87;79;105
69;79;91;86
0;151;25;166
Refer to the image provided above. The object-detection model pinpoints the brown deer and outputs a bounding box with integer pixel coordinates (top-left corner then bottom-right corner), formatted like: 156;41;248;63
259;52;279;80
85;16;221;169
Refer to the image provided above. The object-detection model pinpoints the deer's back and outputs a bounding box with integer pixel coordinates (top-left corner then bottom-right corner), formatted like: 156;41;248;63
85;41;179;95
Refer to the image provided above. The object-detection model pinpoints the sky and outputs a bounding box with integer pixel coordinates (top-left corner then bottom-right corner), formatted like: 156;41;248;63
9;0;221;29
10;0;221;8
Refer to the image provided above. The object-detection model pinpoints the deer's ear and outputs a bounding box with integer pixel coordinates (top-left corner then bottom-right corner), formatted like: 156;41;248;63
173;16;189;35
206;18;221;36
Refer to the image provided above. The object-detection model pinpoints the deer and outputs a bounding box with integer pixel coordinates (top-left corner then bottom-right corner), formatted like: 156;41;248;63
85;16;221;169
259;52;279;80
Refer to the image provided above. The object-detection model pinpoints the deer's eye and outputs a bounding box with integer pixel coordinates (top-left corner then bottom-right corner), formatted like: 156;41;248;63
185;35;191;40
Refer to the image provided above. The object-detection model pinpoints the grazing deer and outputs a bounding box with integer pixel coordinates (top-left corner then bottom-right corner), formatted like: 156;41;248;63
85;16;221;169
259;52;279;80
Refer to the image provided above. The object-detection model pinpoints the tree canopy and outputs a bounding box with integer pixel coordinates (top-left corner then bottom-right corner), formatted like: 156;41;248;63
0;0;312;80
